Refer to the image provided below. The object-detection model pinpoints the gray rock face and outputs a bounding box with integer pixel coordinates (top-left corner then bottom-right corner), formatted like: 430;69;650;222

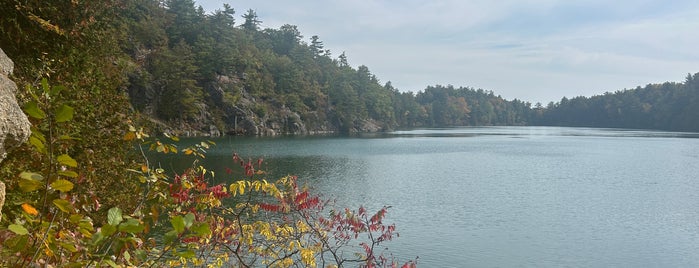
0;48;32;221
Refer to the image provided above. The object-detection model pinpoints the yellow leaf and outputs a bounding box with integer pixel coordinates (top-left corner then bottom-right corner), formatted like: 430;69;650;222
53;199;74;213
229;184;238;196
300;248;316;267
22;203;39;216
238;181;245;195
18;178;42;192
51;179;74;192
252;181;261;191
57;154;78;167
58;170;78;178
168;144;178;153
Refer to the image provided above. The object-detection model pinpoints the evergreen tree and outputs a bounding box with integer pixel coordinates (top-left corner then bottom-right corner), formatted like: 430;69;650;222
241;9;262;31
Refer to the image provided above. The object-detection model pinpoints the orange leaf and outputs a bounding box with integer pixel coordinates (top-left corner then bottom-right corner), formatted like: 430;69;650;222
22;203;39;216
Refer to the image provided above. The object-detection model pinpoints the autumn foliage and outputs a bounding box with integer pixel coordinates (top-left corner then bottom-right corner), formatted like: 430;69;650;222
0;80;416;267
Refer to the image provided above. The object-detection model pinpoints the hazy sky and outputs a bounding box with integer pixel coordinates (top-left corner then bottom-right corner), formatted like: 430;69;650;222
195;0;699;104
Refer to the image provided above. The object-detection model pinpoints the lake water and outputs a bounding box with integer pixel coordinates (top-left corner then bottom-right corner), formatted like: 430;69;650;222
163;127;699;267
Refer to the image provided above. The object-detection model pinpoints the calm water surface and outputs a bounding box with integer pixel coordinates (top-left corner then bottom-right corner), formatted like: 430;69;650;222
165;127;699;267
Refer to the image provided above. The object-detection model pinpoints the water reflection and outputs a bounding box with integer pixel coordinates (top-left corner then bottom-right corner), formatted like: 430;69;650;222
154;127;699;267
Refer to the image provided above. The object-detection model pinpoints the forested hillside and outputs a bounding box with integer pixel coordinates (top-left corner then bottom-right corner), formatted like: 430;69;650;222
531;73;699;132
0;2;420;266
118;0;534;135
1;0;698;137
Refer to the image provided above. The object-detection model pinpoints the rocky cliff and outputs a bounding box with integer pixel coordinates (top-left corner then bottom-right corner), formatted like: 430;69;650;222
0;48;32;221
141;74;341;137
148;73;389;137
204;74;326;136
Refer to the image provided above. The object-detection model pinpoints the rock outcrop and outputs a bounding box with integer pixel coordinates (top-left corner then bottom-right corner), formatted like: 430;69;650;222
206;75;319;136
0;48;31;221
133;72;388;137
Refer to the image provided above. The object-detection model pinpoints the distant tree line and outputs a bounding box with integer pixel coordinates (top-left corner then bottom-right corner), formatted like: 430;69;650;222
531;73;699;132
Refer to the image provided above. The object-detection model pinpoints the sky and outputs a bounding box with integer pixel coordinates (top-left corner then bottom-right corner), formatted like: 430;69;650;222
195;0;699;104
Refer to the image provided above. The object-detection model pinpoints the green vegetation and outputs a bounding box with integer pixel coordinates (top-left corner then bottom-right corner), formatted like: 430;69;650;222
0;1;419;266
531;73;699;132
0;0;137;223
1;78;414;266
107;0;535;134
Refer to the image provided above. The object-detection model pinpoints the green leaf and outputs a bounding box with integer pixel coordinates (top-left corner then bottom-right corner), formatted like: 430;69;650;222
123;251;131;263
91;231;104;245
58;170;78;178
18;178;42;192
8;224;28;235
58;134;80;140
24;84;39;101
54;104;74;123
190;222;211;237
24;101;45;119
164;230;178;244
31;129;46;141
78;220;94;233
175;249;196;258
53;199;74;213
184;212;195;229
118;218;144;234
29;136;45;152
41;78;50;94
49;85;65;97
69;214;83;224
60;242;78;253
65;262;90;268
101;224;117;236
18;171;43;192
107;207;123;226
51;179;74;192
4;234;29;252
171;215;185;234
57;154;78;167
20;171;44;181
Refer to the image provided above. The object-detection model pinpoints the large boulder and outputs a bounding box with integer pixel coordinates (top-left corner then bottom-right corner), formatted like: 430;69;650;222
0;48;32;221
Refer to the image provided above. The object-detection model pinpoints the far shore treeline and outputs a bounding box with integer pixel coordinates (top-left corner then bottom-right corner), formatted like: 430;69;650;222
2;0;699;136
